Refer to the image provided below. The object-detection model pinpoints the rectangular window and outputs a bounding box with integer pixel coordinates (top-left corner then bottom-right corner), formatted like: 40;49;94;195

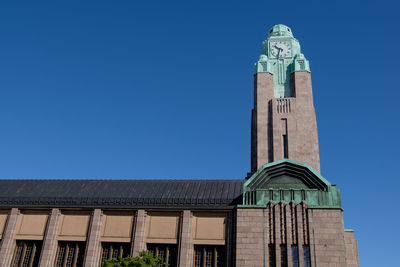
193;245;224;267
11;240;42;267
280;244;288;267
268;244;276;267
292;245;299;267
303;245;311;267
55;242;85;267
283;134;288;158
281;119;288;158
100;242;130;264
147;244;177;267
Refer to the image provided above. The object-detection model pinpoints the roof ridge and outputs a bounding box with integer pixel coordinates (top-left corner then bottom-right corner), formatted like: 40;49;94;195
0;178;244;181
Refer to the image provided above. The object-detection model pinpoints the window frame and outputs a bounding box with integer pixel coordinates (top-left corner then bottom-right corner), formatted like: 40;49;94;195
292;245;299;267
100;242;130;265
303;245;311;267
54;241;85;267
193;245;225;267
11;240;42;267
268;244;276;267
147;243;177;267
280;244;288;267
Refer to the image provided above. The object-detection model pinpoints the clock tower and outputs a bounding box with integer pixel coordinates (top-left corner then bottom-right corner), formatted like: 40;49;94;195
251;24;321;173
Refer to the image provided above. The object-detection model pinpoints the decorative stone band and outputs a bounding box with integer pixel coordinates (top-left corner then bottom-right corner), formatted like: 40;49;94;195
275;97;295;113
0;197;234;208
0;197;238;209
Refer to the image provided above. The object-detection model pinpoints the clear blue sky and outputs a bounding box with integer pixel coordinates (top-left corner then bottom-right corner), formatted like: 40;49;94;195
0;0;398;265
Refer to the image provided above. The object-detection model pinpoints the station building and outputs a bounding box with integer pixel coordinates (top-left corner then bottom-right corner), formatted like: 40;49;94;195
0;25;359;267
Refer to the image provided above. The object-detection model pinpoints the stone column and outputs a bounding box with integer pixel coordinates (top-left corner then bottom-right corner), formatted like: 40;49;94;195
178;210;193;267
38;208;61;266
131;210;146;256
0;208;19;266
83;209;102;267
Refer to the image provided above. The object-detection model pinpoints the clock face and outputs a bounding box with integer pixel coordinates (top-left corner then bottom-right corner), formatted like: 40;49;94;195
270;41;292;58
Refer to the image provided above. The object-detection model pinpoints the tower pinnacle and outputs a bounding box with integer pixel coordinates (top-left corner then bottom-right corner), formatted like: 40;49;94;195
268;24;293;37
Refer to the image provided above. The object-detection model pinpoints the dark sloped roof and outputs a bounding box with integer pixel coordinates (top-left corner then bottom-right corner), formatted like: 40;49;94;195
0;179;244;209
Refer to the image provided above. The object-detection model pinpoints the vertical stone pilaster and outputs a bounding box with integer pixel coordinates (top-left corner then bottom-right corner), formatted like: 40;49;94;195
291;71;320;173
308;209;316;267
83;209;102;267
0;208;19;266
286;204;293;267
253;72;275;170
272;111;284;162
296;204;304;267
178;210;193;267
225;211;232;267
38;208;61;267
286;115;297;164
265;204;272;267
274;204;281;267
131;210;146;256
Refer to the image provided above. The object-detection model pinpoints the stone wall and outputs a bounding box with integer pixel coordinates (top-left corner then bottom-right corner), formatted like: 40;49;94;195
0;206;358;266
252;72;275;171
236;208;264;266
0;208;230;267
236;205;356;267
310;209;347;266
251;71;321;173
344;230;360;267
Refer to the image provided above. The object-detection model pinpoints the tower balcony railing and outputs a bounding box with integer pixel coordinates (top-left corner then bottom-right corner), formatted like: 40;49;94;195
275;97;295;113
241;187;341;208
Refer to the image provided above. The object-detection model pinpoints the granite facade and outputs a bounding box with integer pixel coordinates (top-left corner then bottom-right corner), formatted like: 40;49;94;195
251;71;321;173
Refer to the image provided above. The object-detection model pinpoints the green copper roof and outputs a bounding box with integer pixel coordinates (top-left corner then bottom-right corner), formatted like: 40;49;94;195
244;159;331;188
239;159;341;209
268;24;294;37
255;24;310;98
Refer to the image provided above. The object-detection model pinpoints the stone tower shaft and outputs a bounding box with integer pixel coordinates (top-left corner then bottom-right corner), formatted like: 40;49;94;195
251;25;320;173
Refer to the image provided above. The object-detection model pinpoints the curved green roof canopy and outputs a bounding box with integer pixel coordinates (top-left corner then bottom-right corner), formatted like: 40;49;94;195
241;159;341;209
